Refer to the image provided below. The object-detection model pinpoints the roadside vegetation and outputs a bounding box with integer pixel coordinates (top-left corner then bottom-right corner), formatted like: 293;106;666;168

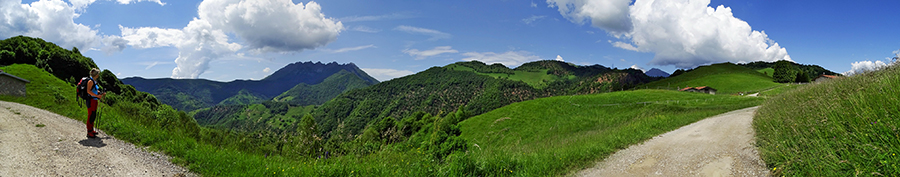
456;90;764;176
755;63;900;176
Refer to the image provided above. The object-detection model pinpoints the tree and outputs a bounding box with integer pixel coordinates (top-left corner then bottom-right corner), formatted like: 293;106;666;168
794;70;810;83
288;114;320;158
773;60;797;83
670;69;686;77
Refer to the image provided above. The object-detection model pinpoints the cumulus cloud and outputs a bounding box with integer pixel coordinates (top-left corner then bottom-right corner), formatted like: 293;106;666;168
461;51;542;67
113;0;342;78
522;15;546;24
549;0;792;69
323;44;376;53
113;0;165;5
262;67;271;73
199;0;342;53
361;68;414;81
0;0;99;50
394;25;451;40
547;0;633;35
844;60;894;76
531;1;537;7
555;55;564;61
403;46;458;60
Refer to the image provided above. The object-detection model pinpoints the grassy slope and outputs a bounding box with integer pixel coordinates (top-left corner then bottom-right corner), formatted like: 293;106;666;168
445;64;564;89
638;63;781;94
754;65;900;176
757;68;775;77
457;89;764;176
0;64;434;176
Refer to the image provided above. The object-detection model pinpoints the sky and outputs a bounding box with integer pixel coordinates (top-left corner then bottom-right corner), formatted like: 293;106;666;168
3;0;899;81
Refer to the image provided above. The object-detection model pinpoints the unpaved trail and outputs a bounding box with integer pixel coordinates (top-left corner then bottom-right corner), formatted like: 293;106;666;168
0;101;193;177
576;106;769;177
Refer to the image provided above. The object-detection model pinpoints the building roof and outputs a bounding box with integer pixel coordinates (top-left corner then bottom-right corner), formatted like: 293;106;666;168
0;72;31;83
680;86;715;91
819;75;838;79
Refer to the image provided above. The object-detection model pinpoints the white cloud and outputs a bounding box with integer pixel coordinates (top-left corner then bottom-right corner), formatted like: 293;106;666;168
549;0;792;69
199;0;342;53
609;40;637;51
630;64;645;72
139;61;173;70
118;25;183;49
547;0;633;35
351;25;381;33
340;12;411;22
361;68;414;81
461;51;542;67
112;0;342;79
394;25;451;40
323;44;376;53
262;67;271;73
531;1;537;7
0;0;99;50
844;60;894;75
555;55;564;61
403;46;458;60
522;15;546;25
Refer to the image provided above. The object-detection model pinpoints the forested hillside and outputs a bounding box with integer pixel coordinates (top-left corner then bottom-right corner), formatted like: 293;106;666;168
122;61;379;111
313;60;655;138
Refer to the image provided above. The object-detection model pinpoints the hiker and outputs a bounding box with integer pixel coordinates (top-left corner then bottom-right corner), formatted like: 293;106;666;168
85;68;106;138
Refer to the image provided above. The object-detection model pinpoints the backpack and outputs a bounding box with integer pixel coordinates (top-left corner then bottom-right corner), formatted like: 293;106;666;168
76;77;95;106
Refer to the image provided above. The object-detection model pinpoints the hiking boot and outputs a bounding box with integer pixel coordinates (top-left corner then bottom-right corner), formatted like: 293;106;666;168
87;134;98;139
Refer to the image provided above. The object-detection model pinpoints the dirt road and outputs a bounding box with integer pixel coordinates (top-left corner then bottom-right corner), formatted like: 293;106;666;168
576;106;769;177
0;101;192;177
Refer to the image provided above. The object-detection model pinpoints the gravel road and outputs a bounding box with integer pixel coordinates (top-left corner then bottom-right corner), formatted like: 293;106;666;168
0;101;194;177
576;106;769;177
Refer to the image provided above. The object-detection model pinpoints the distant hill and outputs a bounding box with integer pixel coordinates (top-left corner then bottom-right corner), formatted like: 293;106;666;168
739;61;839;78
312;60;656;138
638;62;782;94
121;61;379;111
645;68;670;77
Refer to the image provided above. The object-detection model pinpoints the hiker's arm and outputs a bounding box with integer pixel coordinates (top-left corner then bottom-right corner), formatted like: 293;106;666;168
86;80;105;99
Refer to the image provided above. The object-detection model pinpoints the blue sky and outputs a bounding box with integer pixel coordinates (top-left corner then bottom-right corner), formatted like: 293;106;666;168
4;0;900;81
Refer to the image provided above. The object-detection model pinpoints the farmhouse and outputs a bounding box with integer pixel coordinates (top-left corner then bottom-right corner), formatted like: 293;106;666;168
679;86;717;95
0;70;31;97
814;75;839;83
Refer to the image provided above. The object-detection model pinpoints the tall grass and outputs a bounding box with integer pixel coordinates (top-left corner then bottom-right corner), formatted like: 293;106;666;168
754;64;900;176
456;90;764;176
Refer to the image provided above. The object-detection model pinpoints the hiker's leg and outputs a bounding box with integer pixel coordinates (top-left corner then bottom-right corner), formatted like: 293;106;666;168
86;99;97;135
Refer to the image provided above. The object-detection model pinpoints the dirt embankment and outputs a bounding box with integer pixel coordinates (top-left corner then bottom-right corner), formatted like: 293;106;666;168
0;101;193;177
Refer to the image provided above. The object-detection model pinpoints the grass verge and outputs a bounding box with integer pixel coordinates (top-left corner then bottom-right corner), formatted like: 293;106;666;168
457;89;764;176
754;65;900;176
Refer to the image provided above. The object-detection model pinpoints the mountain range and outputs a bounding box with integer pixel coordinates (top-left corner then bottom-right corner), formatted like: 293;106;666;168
121;61;379;111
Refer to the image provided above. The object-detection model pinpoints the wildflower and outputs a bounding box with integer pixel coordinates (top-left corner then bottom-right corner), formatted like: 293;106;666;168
774;167;776;170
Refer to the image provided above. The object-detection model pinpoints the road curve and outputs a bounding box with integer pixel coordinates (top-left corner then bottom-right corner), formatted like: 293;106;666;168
576;106;769;177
